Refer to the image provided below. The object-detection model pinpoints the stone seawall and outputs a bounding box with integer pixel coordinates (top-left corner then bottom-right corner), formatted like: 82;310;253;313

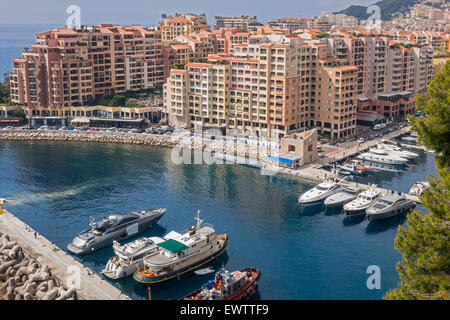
0;130;181;148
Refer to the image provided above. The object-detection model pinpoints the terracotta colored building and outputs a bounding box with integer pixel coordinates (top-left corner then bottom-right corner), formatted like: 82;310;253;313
10;25;165;115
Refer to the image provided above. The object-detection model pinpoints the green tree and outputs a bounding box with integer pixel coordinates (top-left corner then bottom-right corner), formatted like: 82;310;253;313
0;73;11;104
384;62;450;300
110;94;126;107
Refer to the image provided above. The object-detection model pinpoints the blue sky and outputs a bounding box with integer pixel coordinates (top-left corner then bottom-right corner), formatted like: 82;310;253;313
0;0;375;26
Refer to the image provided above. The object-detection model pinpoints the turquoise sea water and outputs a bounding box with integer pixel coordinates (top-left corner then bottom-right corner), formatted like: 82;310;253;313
0;140;438;300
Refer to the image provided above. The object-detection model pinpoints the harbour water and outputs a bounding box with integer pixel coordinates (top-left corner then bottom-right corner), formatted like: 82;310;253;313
0;140;437;299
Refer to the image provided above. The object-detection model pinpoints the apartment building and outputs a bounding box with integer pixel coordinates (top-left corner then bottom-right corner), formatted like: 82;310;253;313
10;25;165;113
159;14;210;41
165;34;357;139
314;60;357;138
357;91;416;120
165;35;321;138
267;18;331;34
213;16;259;30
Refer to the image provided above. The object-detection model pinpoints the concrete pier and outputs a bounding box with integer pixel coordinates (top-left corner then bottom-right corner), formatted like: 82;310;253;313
0;209;128;300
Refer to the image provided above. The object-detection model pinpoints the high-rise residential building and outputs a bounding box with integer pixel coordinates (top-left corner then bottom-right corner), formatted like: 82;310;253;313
159;14;210;41
314;60;357;138
10;25;165;113
164;35;356;139
214;16;260;31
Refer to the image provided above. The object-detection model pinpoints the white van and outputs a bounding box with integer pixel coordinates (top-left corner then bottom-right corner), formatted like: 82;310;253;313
380;123;386;129
373;124;381;131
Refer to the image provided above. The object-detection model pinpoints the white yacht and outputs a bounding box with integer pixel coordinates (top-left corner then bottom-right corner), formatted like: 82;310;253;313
102;236;166;279
357;151;408;165
324;186;362;208
298;180;344;206
344;188;383;216
133;211;228;284
367;192;416;220
401;136;418;143
409;181;430;196
373;144;419;159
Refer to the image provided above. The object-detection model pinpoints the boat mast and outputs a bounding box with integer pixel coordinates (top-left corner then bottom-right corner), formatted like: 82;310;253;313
194;210;203;230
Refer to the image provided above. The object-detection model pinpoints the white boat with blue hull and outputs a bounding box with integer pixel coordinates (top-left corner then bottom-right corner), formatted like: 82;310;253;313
298;180;344;206
367;193;416;221
68;208;166;255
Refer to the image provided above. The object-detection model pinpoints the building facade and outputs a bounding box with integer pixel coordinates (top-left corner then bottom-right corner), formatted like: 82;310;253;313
10;25;165;111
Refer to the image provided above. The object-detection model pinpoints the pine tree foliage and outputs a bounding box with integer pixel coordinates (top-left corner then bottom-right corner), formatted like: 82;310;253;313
384;62;450;300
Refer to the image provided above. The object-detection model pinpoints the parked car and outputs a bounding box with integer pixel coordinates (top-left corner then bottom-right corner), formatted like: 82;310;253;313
357;138;365;144
373;124;381;131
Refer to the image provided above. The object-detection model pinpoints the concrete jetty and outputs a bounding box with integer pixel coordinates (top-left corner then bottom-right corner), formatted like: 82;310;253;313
0;209;128;300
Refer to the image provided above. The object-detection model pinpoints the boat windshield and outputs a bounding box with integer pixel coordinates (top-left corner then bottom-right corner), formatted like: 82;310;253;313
379;199;393;205
316;185;330;191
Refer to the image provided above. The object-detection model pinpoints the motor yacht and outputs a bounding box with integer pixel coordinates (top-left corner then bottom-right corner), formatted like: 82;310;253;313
367;192;416;221
372;144;419;159
344;188;383;216
298;180;344;206
102;236;166;279
67;208;166;255
356;151;408;165
324;186;362;208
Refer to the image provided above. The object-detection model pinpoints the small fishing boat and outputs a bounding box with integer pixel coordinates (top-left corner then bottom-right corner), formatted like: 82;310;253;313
181;267;261;300
367;192;416;221
409;181;430;196
194;267;215;275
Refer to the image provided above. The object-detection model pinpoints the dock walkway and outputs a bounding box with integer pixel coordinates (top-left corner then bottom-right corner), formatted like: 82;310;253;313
0;209;128;300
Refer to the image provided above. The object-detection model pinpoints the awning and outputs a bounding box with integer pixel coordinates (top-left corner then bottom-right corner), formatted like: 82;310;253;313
158;239;188;253
268;153;301;165
71;117;90;123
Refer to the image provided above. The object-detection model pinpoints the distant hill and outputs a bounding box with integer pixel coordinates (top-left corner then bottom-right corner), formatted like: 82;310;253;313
335;0;420;21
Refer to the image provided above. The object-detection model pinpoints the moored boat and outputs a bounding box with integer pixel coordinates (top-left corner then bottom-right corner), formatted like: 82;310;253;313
367;192;416;221
409;181;430;196
133;211;228;284
324;186;361;208
344;188;383;216
67;208;166;255
357;151;408;165
102;236;166;279
298;180;344;206
181;267;261;300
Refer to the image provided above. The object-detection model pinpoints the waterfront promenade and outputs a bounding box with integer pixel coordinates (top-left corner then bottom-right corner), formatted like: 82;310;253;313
0;209;128;300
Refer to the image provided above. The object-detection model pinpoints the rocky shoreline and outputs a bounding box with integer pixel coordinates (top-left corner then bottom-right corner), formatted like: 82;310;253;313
0;130;181;148
0;232;77;300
